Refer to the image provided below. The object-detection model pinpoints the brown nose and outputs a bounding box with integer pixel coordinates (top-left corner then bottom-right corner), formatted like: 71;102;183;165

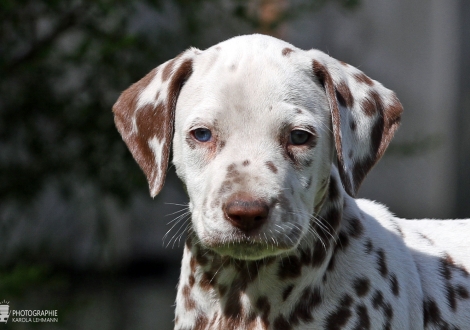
223;193;269;232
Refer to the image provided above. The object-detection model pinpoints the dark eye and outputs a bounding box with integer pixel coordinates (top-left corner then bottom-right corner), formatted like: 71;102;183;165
289;130;310;145
192;128;212;142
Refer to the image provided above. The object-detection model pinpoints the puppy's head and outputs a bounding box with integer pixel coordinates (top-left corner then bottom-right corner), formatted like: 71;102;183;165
113;34;402;260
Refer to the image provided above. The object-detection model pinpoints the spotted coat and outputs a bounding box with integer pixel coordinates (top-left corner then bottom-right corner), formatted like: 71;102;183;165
113;34;470;329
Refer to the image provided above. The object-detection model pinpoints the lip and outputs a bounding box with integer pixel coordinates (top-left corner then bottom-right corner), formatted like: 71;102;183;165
201;231;294;260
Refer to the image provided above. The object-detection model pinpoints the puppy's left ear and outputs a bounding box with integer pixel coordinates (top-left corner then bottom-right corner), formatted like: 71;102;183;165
310;50;403;196
113;49;197;197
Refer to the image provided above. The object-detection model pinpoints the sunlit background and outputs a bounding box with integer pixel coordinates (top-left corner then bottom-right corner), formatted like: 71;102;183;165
1;0;469;329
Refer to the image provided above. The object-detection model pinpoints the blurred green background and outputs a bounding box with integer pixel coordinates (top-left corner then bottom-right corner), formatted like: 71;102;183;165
1;0;469;329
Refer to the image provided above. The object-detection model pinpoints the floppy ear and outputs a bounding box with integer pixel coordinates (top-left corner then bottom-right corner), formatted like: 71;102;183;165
113;50;196;197
310;50;403;197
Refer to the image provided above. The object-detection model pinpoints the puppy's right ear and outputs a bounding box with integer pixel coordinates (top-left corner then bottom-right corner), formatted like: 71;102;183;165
113;49;197;197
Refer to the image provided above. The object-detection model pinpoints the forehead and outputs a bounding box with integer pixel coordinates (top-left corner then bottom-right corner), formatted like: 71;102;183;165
176;35;326;126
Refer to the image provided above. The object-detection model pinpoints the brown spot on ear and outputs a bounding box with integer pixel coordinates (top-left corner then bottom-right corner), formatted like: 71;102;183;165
242;160;250;166
361;94;378;117
353;277;370;297
335;81;354;108
282;47;294;56
295;108;303;114
354;72;374;86
266;161;278;174
162;59;175;82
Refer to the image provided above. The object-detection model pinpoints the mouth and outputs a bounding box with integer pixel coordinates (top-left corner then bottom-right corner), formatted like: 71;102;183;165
201;230;297;260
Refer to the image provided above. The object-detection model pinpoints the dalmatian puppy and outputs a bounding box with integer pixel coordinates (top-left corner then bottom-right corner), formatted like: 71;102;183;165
113;34;470;329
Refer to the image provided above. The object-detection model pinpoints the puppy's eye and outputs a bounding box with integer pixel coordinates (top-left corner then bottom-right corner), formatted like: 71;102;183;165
192;128;212;142
289;130;311;145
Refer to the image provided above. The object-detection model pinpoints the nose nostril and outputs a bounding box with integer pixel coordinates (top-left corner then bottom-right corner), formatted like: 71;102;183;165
223;194;270;232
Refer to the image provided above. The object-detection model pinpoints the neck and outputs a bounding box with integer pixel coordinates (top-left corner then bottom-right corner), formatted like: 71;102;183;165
175;167;350;329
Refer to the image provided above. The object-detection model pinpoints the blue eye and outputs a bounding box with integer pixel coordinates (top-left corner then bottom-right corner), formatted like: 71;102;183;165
289;130;310;145
192;128;212;142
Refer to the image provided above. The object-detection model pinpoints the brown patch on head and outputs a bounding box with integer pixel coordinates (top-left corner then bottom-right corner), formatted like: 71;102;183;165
353;277;370;297
265;161;278;174
295;108;303;114
282;47;294;56
242;160;250;166
325;294;353;329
